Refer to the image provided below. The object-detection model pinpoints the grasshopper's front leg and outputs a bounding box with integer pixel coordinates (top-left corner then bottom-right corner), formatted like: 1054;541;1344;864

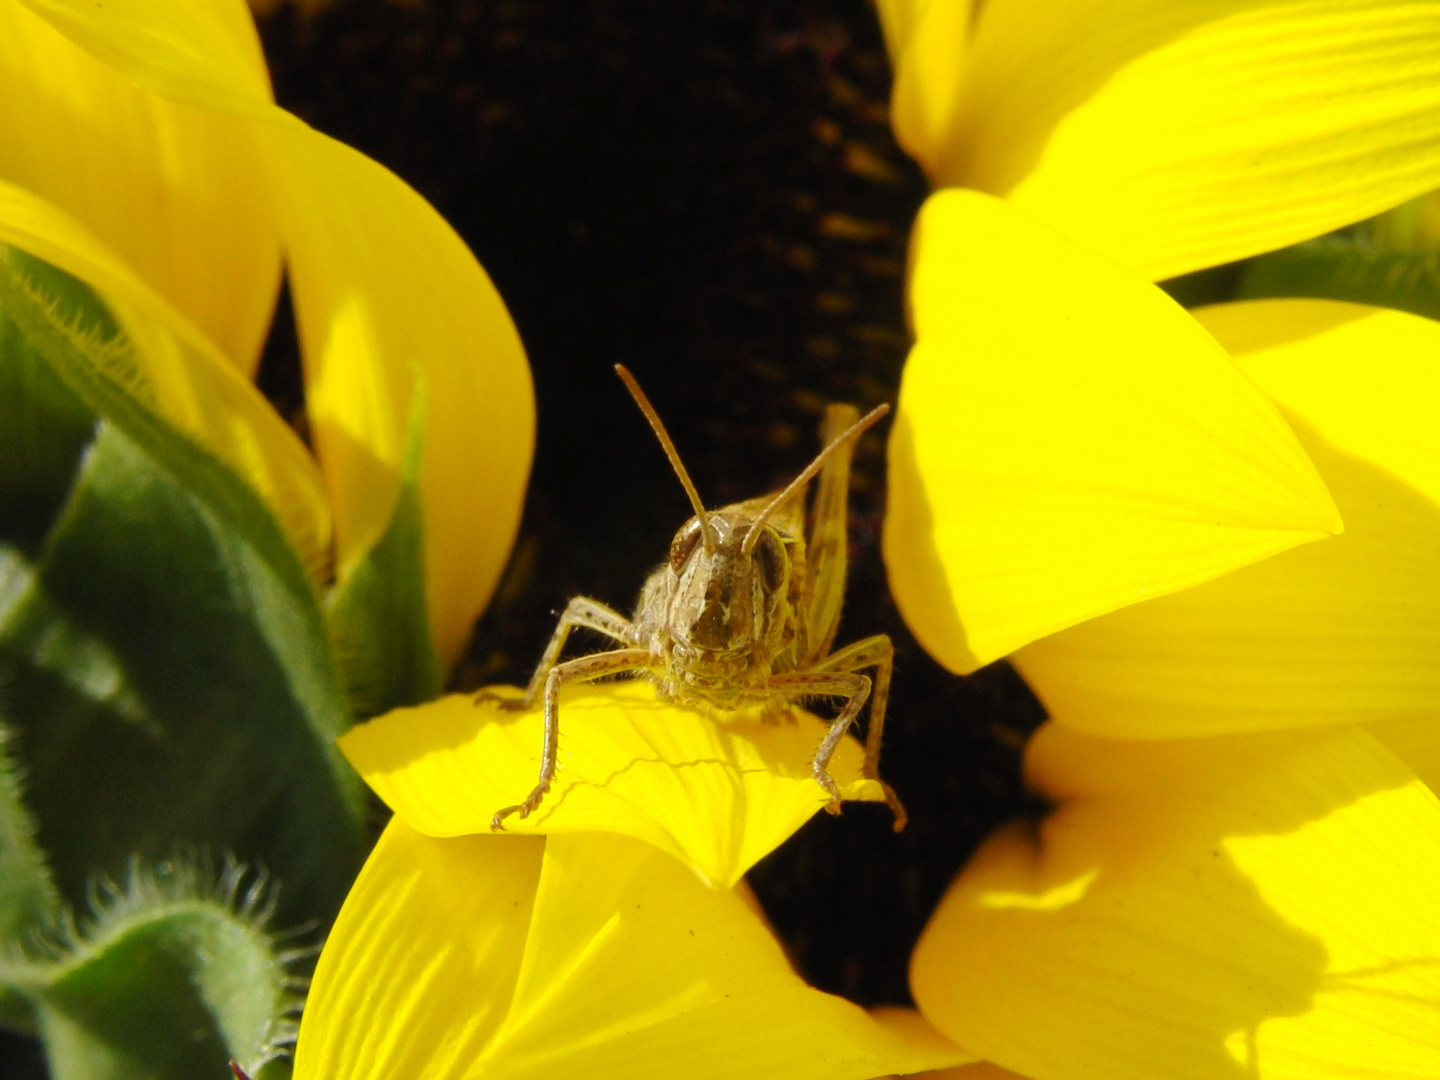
477;596;636;711
491;647;653;830
815;634;904;830
767;633;906;831
766;668;871;816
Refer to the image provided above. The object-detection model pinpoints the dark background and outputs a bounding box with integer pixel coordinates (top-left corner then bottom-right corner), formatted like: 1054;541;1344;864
262;0;1048;1005
3;2;1046;1074
257;0;1048;1006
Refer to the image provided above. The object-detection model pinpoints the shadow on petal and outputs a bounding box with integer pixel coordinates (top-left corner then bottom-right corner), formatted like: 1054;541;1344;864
909;1063;1032;1080
912;721;1440;1079
958;0;1240;195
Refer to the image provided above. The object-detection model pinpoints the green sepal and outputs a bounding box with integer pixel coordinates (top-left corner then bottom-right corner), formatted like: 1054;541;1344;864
0;247;325;602
0;306;96;554
0;247;366;923
0;713;61;1035
1;859;302;1080
324;387;440;719
1237;235;1440;321
0;720;61;949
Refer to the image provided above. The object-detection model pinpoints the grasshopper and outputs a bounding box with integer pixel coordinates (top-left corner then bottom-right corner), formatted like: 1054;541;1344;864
485;365;906;832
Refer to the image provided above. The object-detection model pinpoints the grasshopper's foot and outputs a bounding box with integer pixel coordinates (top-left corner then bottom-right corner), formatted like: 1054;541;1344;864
475;688;533;713
879;780;908;833
490;782;551;831
813;767;845;816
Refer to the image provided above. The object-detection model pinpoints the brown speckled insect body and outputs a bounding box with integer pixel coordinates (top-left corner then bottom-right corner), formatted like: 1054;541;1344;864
486;365;906;832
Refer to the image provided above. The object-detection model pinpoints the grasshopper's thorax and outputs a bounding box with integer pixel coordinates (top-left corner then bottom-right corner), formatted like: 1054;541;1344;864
633;501;806;709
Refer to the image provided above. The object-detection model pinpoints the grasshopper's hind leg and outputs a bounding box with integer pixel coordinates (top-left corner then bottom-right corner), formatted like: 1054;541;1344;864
491;647;652;830
477;596;635;710
802;404;860;664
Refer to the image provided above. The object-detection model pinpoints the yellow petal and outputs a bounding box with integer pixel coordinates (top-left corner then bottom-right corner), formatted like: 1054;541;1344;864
1206;300;1440;505
954;0;1440;280
293;820;542;1080
1017;300;1440;737
877;0;973;177
18;0;535;657
0;179;331;577
15;0;272;114
339;682;887;889
271;125;533;666
295;820;970;1080
884;191;1339;673
912;721;1440;1080
0;1;281;372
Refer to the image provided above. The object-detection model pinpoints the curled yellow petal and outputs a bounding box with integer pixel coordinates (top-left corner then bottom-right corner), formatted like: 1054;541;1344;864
339;682;886;889
1017;300;1440;737
294;820;971;1080
956;0;1440;279
884;191;1339;673
13;0;534;661
912;721;1440;1080
15;0;272;114
0;1;281;372
272;125;533;666
876;0;973;177
0;179;331;577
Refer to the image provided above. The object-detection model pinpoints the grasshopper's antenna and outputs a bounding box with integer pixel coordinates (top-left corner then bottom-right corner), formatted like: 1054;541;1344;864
615;365;717;554
742;403;890;555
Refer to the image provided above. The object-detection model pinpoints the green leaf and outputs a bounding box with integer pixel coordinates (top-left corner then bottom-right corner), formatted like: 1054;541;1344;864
324;388;440;719
1237;235;1440;321
2;859;302;1080
0;248;366;924
0;422;363;925
0;284;94;993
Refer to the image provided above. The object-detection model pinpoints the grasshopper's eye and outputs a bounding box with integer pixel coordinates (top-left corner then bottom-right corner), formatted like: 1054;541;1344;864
669;518;703;573
753;528;786;592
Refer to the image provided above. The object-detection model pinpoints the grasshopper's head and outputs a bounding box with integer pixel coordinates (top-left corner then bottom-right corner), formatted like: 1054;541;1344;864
664;510;796;655
613;362;885;663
